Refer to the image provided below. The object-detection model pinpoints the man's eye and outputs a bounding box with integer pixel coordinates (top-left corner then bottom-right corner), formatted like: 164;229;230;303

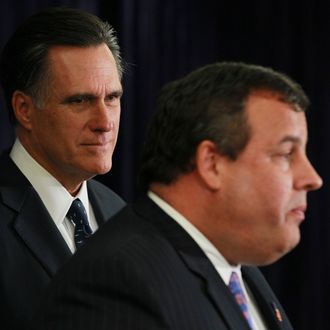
105;95;120;105
66;95;92;105
281;151;294;160
70;97;85;104
107;95;119;101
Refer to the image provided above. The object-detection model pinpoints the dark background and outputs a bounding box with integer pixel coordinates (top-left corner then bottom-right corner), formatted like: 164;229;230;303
1;1;329;329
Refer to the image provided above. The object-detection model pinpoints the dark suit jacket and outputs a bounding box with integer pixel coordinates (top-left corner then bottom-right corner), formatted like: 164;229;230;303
0;152;125;330
33;196;293;330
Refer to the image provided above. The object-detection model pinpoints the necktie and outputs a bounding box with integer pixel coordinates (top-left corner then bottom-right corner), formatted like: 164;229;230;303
67;198;93;249
228;271;254;329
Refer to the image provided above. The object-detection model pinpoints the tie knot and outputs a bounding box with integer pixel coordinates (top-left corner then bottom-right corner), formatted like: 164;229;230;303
67;198;92;249
67;199;89;227
228;271;241;290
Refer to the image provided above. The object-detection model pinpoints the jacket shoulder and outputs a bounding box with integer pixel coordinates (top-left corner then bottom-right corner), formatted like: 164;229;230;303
87;179;126;220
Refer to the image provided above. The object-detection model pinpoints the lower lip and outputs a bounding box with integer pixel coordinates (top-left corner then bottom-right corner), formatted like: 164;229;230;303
83;142;111;147
290;209;305;222
83;144;110;150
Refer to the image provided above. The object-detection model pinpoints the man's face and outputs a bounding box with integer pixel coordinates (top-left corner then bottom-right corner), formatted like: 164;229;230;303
215;91;322;266
18;44;122;193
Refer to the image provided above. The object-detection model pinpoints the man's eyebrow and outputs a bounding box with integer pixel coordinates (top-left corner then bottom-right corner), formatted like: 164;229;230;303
61;89;123;104
278;135;303;145
107;89;123;97
61;93;95;103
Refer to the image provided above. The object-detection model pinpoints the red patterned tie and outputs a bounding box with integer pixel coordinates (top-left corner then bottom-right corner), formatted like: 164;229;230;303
228;271;254;329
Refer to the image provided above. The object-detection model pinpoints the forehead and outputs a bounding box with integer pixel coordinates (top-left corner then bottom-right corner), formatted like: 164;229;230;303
47;44;120;89
245;91;307;145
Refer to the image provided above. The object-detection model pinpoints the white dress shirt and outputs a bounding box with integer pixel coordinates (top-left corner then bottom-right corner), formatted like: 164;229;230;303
148;191;267;330
10;138;98;253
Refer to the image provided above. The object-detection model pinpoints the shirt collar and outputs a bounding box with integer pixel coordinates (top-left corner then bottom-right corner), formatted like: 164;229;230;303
148;190;241;285
10;138;90;226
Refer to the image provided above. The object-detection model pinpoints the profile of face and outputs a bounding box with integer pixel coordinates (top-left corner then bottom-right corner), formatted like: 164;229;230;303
214;91;322;266
14;44;122;194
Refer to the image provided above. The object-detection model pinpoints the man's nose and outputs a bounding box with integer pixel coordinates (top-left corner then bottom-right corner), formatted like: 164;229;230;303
88;102;113;132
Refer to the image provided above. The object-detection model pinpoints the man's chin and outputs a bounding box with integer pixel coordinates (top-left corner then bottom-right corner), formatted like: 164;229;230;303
94;163;113;176
80;163;112;179
266;237;300;265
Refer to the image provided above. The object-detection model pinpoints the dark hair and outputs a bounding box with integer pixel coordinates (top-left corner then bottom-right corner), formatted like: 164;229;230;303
139;62;309;191
0;6;122;123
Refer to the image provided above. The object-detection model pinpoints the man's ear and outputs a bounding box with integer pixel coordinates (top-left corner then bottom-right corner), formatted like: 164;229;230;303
195;140;224;190
12;91;34;130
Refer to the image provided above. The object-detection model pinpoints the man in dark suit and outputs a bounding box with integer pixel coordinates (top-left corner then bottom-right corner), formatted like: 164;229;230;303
33;62;322;329
0;7;125;330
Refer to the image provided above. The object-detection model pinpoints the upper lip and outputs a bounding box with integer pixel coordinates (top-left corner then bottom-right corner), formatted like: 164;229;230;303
292;205;307;212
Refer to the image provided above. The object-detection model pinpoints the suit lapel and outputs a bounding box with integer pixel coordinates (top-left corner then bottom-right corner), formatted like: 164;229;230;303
87;180;115;226
0;153;71;276
134;196;252;330
87;182;109;226
180;251;253;330
243;267;288;329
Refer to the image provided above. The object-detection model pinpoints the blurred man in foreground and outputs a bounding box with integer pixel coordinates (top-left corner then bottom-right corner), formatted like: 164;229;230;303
33;62;322;329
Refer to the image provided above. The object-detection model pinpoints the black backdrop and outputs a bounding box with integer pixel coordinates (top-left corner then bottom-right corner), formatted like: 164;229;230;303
1;1;329;329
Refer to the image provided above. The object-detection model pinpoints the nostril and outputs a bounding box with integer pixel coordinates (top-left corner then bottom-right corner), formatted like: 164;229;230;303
89;115;113;132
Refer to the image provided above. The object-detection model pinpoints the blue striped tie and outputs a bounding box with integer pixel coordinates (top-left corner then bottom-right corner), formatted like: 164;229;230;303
67;198;93;249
